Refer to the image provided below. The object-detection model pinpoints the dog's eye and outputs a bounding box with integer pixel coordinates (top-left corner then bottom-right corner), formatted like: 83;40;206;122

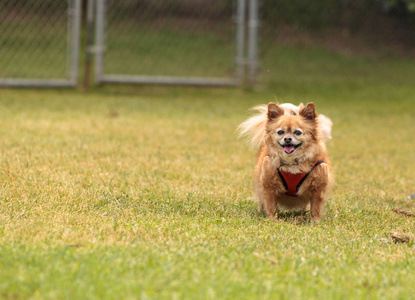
277;130;285;135
294;130;302;136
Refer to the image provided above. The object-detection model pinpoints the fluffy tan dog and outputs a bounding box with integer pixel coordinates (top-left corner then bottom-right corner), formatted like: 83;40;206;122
238;102;333;220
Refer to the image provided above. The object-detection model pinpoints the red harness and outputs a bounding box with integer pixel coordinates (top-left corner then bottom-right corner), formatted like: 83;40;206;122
277;160;324;197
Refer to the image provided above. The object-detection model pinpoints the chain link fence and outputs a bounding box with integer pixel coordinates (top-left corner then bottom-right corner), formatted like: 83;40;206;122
258;0;415;63
0;0;81;87
1;0;413;88
92;0;257;86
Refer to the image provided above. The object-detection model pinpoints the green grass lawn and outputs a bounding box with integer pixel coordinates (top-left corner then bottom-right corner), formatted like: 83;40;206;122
1;45;415;299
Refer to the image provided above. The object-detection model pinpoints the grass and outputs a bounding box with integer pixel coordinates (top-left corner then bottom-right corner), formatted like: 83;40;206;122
1;42;415;299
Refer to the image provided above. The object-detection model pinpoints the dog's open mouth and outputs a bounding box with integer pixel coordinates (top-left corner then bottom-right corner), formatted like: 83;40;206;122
280;143;302;154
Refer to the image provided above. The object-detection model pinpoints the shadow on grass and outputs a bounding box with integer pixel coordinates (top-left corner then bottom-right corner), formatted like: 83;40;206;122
277;210;312;225
255;209;312;224
92;188;316;225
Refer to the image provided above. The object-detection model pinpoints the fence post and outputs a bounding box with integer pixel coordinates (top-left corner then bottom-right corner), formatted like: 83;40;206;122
248;0;259;84
236;0;246;83
95;0;105;85
69;0;82;86
83;0;95;89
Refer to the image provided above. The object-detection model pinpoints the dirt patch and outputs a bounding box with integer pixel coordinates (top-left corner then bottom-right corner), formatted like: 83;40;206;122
389;232;412;244
392;208;415;218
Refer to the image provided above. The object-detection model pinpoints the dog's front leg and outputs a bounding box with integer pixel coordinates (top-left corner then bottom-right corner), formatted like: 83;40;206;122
309;164;331;221
263;187;278;218
310;194;324;221
260;156;283;219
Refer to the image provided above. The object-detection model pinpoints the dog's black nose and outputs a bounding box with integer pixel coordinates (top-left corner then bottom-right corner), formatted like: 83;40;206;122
284;137;292;143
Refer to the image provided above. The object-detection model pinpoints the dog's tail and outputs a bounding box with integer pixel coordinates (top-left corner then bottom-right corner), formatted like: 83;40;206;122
237;105;268;149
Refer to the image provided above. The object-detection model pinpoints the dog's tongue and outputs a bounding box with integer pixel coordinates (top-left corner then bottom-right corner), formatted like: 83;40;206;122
284;146;295;154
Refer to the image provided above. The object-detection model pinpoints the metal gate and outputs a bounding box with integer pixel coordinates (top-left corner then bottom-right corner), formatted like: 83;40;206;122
92;0;258;86
0;0;82;87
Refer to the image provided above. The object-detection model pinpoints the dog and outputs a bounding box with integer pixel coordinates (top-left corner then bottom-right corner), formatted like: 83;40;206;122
238;102;333;220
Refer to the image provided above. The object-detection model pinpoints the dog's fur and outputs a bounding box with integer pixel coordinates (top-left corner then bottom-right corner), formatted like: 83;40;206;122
238;102;333;220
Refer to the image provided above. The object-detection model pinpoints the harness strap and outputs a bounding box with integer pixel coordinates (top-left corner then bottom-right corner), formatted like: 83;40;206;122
296;159;324;193
276;168;289;191
277;159;324;197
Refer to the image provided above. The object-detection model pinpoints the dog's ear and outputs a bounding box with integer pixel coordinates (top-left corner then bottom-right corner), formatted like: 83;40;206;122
267;103;284;121
300;102;317;121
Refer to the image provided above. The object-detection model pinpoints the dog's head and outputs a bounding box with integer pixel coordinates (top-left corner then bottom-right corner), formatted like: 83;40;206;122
266;102;319;156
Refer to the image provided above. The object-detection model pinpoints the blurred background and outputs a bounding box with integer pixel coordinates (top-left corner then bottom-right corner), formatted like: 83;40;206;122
0;0;414;88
